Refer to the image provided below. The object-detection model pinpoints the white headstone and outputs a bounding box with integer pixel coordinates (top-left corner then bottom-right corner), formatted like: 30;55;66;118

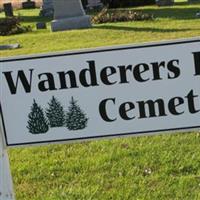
51;0;91;32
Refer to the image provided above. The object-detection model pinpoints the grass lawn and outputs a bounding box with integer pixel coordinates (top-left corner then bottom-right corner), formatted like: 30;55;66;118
0;3;200;57
1;2;200;200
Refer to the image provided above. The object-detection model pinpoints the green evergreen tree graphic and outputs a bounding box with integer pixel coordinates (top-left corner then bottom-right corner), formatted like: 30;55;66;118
66;97;88;130
46;96;65;127
27;99;49;134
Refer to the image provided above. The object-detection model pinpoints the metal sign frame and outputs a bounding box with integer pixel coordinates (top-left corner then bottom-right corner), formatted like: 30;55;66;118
0;113;15;200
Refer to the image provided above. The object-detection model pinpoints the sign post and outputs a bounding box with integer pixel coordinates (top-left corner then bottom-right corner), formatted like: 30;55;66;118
0;116;15;200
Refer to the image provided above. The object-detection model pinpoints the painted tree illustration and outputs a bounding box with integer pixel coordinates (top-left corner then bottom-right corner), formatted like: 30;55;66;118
46;96;65;127
27;99;49;134
66;97;88;130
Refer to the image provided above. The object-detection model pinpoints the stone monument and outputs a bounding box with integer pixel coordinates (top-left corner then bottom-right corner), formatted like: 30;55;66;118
51;0;91;32
156;0;174;6
87;0;103;9
22;0;36;9
3;3;13;17
40;0;54;17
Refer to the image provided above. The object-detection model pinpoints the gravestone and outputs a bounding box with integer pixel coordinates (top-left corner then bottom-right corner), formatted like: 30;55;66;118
196;12;200;17
3;3;13;17
40;0;54;17
87;0;103;9
36;22;47;29
0;44;20;50
22;0;36;9
156;0;174;6
51;0;91;32
189;0;200;2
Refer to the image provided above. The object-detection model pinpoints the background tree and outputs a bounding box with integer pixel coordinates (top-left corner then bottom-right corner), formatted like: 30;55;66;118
46;96;65;127
66;97;88;130
27;99;49;134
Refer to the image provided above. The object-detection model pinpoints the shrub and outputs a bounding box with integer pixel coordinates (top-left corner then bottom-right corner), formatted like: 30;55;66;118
0;17;31;36
102;0;155;8
92;7;154;24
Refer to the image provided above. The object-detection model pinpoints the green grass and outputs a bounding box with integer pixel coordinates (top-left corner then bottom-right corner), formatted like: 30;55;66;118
1;3;200;57
1;3;200;200
9;133;200;200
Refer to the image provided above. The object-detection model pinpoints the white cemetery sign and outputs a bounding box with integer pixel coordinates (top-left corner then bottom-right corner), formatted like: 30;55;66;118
1;38;200;147
0;38;200;199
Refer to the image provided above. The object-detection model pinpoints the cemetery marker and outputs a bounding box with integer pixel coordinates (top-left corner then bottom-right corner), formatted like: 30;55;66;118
0;38;199;199
3;3;13;17
51;0;91;31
